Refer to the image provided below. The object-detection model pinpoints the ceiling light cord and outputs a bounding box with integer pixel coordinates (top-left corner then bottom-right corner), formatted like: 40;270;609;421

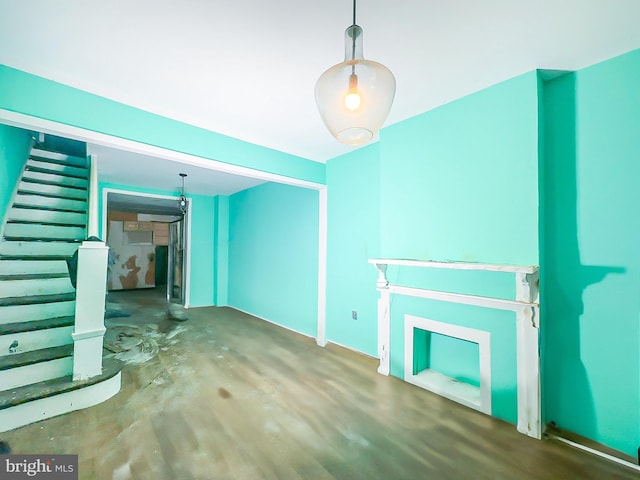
352;0;356;26
351;0;357;69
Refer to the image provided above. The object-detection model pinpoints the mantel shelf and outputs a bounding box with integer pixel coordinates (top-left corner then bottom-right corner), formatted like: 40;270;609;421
368;258;538;274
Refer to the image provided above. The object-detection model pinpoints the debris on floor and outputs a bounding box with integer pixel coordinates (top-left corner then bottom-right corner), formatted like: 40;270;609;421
168;302;189;321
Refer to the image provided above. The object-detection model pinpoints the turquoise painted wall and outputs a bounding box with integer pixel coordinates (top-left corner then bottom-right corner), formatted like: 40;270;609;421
227;182;319;336
188;193;216;307
214;195;230;307
0;65;324;185
325;144;380;355
99;182;216;308
370;72;541;424
380;71;540;264
542;49;640;457
0;124;31;224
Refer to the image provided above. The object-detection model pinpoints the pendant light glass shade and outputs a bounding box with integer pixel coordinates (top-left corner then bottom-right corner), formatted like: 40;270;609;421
315;24;396;146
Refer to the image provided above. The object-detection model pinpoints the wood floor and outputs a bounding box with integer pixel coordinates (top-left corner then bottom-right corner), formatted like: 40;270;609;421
5;288;637;479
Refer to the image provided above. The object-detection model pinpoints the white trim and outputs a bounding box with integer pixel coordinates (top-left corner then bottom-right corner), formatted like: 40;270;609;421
404;314;492;415
0;109;325;190
547;434;640;473
369;258;538;274
389;285;531;312
102;187;192;307
87;154;100;237
316;187;327;346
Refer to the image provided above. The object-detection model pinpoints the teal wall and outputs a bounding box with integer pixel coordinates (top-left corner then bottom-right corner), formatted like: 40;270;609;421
0;124;31;225
325;144;380;355
227;182;319;336
542;49;640;457
99;182;216;307
214;195;230;307
380;71;540;264
188;193;216;307
0;65;324;185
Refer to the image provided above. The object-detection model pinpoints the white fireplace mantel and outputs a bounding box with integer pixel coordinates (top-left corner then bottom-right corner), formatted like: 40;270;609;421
368;258;541;439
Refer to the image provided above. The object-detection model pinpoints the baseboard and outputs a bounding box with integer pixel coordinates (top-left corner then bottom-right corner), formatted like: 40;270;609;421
545;423;639;471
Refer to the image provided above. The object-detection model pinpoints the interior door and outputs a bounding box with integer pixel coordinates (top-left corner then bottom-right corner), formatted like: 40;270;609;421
167;218;185;304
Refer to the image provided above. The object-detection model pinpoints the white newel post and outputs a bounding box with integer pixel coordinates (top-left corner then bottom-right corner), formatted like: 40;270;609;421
72;154;107;380
72;241;108;380
515;271;541;439
373;263;391;375
87;154;99;238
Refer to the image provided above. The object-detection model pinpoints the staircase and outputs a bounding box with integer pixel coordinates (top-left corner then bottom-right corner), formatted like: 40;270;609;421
0;147;121;432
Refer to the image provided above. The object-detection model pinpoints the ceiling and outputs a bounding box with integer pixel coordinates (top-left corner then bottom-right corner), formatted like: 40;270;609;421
90;144;266;197
1;0;639;193
107;192;185;216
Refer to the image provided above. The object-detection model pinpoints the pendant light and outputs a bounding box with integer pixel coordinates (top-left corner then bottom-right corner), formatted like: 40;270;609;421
178;173;187;215
315;0;396;146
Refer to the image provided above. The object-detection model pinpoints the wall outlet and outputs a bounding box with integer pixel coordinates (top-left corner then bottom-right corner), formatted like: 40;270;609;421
352;310;358;320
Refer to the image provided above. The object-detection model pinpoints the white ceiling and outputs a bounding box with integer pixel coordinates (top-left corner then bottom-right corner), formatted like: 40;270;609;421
1;0;639;192
89;143;266;196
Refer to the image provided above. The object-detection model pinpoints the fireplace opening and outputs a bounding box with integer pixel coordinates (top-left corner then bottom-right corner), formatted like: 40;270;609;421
413;329;480;387
404;315;492;414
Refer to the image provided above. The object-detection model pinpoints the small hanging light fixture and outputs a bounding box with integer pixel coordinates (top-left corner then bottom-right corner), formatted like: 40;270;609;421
315;0;396;146
178;173;188;214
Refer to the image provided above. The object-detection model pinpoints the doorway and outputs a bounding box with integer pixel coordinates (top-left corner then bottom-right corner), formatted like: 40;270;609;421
167;218;186;304
103;189;190;307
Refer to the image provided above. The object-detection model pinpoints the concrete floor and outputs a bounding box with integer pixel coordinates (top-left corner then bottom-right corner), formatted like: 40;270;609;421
4;287;637;479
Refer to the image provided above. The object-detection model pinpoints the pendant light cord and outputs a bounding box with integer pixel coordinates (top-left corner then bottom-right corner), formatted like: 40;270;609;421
351;0;357;69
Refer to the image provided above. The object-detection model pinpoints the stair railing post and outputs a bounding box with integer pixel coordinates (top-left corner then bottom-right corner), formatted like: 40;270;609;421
72;154;108;380
87;154;99;238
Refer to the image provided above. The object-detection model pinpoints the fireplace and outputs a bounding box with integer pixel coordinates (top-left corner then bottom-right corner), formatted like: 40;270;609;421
369;258;540;438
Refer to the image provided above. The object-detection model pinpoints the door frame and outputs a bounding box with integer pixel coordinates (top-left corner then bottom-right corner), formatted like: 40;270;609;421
102;188;192;308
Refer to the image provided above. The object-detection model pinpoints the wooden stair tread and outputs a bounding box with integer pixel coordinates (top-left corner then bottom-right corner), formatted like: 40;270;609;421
6;219;87;228
11;203;87;214
25;165;88;180
20;177;87;191
0;292;75;307
0;344;73;371
0;316;75;335
0;358;121;410
0;272;69;281
2;237;82;243
16;189;88;202
29;150;87;168
0;255;72;261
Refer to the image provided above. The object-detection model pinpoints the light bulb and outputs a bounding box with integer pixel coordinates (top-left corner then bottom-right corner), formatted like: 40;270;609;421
345;91;361;110
344;72;361;111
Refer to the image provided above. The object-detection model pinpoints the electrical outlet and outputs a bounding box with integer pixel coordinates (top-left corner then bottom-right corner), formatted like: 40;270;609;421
352;310;358;320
